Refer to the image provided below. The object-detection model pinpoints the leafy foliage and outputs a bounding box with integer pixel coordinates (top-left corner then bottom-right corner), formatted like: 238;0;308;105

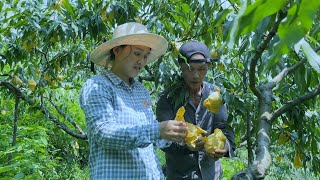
0;0;319;179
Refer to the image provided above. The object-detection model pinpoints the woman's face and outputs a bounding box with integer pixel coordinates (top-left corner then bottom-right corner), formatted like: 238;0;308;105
112;45;151;84
180;53;209;92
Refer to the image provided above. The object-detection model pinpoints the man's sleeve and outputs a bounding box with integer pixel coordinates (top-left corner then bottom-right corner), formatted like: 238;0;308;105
213;104;235;157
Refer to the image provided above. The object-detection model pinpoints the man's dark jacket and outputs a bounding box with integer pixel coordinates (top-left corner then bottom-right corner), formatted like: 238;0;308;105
156;82;235;180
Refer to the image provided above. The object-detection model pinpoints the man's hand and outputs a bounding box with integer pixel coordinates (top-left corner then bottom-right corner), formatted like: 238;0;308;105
207;141;229;160
186;137;205;151
160;120;188;143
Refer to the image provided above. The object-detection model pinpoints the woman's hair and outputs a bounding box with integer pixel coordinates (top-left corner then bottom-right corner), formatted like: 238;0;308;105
104;45;127;69
110;45;127;60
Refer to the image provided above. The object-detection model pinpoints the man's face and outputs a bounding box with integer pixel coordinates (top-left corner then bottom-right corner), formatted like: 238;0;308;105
180;53;209;92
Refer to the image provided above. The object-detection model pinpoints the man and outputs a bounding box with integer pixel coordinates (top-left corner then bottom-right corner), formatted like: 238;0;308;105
156;41;235;180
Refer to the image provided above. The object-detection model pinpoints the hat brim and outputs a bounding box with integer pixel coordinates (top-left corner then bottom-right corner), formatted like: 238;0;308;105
91;33;168;66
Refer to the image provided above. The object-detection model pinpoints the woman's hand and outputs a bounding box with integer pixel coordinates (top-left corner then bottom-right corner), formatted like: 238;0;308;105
160;120;188;143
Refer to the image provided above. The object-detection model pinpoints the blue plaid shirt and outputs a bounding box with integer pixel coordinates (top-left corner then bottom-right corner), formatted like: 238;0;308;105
80;70;166;180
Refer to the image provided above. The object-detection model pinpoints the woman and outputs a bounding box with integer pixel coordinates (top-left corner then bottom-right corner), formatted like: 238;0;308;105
79;22;187;180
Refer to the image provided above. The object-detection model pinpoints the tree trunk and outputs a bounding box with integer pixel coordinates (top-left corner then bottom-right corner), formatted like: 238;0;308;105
233;86;273;179
9;95;20;163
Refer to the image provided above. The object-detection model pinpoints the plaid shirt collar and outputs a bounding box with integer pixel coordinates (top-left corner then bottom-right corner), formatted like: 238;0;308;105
104;70;137;88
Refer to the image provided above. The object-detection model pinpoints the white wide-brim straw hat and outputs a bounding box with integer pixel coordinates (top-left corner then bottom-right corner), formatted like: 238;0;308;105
91;22;168;66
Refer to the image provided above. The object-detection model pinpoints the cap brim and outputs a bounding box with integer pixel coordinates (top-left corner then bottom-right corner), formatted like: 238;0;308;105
91;33;168;66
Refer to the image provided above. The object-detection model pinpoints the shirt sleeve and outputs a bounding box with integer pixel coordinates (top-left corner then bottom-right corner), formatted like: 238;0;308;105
156;92;192;154
79;78;160;150
213;104;236;157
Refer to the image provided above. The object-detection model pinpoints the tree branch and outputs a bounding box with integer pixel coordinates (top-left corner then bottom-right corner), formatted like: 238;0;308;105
12;95;19;147
249;11;286;99
138;76;155;82
144;65;154;77
138;65;156;82
265;58;307;89
246;109;254;164
271;84;320;123
0;81;87;139
47;98;86;136
9;94;20;163
227;0;239;13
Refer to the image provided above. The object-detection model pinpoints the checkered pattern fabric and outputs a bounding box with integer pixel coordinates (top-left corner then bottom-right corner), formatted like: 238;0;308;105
80;70;166;180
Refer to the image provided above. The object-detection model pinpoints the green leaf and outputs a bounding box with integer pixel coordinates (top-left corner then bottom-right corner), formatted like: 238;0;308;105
0;166;13;173
229;0;286;46
294;66;307;92
213;9;232;28
267;0;320;69
228;0;247;47
62;0;75;18
13;172;25;179
169;12;187;30
295;39;320;73
180;3;190;13
240;0;286;35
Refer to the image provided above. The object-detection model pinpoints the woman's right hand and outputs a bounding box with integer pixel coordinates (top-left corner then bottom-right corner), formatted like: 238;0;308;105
160;120;188;143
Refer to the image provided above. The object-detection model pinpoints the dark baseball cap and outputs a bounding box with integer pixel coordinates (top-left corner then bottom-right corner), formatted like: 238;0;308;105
178;41;214;63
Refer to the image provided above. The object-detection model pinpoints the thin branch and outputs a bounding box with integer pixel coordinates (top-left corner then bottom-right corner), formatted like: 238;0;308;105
35;48;47;61
138;76;155;82
246;109;254;164
0;81;87;139
35;48;49;66
249;11;286;98
227;0;239;13
8;94;20;163
144;65;153;76
47;98;86;136
139;65;157;82
266;59;307;89
271;84;320;123
213;64;243;79
277;60;286;70
12;95;19;147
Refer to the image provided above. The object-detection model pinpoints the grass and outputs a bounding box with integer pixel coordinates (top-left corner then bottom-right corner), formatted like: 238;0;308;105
157;148;166;165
